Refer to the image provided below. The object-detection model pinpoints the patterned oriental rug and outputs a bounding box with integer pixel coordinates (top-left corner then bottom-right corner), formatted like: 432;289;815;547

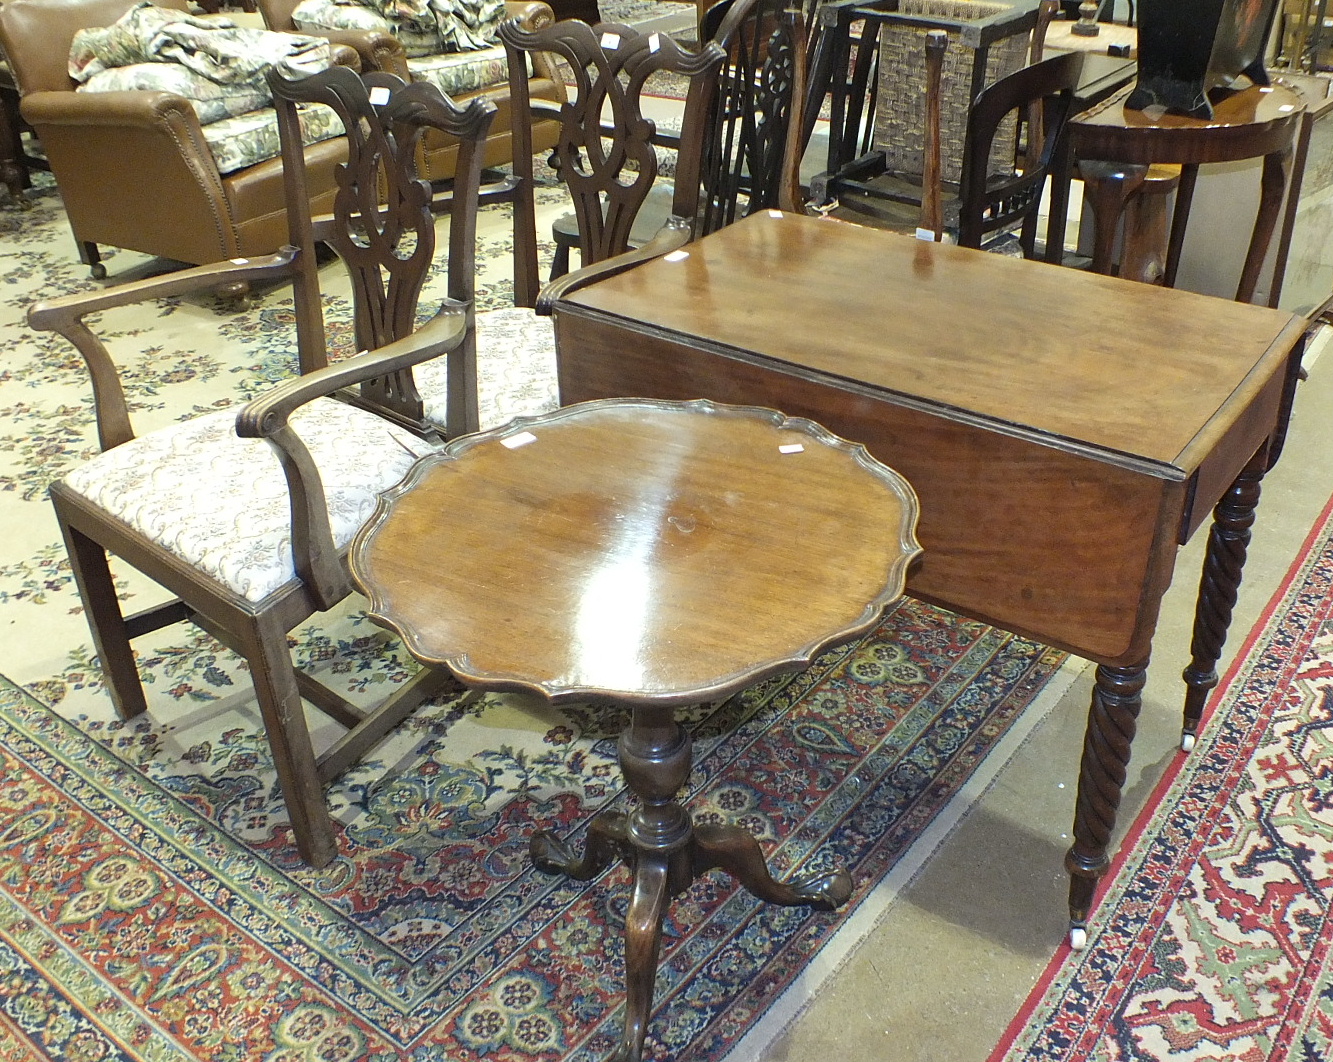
0;174;1079;1059
990;490;1333;1062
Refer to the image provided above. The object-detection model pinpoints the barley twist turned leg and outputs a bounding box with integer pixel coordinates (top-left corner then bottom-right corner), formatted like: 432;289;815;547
1065;660;1146;948
1181;449;1267;749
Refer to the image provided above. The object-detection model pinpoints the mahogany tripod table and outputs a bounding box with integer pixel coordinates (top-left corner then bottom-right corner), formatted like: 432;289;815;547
548;209;1306;948
349;397;921;1062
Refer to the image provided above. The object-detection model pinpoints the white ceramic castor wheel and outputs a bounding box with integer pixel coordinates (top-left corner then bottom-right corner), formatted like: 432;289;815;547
1069;925;1088;950
1181;732;1197;753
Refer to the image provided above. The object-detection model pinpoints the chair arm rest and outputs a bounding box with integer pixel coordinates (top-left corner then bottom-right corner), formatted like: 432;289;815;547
535;219;691;315
21;89;201;129
237;303;468;435
28;249;304;453
235;304;467;609
308;28;408;76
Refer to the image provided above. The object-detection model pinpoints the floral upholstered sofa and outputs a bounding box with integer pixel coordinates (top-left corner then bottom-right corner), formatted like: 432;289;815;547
259;0;566;182
71;3;346;176
0;0;351;274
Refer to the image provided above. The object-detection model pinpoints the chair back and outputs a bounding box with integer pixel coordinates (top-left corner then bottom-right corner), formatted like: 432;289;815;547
269;64;498;437
0;0;190;93
503;17;726;307
696;0;807;231
956;49;1083;255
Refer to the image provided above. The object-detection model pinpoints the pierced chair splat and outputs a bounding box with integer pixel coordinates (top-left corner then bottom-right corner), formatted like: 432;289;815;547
269;63;559;440
546;0;809;281
501;17;727;307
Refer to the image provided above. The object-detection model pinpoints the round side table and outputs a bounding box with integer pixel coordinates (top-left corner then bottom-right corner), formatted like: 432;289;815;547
351;396;921;1062
1070;82;1304;300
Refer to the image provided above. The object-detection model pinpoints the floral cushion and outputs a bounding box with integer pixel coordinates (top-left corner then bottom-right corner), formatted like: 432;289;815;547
77;62;270;124
292;0;505;57
414;307;558;428
292;0;443;56
202;101;344;175
60;399;434;604
405;45;509;96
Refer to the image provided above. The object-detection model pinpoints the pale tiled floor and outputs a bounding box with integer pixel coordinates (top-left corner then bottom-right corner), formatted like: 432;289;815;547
756;306;1333;1060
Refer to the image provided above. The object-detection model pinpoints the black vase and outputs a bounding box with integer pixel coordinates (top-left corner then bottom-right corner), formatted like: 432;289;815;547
1126;0;1281;118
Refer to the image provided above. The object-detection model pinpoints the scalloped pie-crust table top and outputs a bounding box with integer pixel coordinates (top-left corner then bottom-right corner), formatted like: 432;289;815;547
350;395;921;1062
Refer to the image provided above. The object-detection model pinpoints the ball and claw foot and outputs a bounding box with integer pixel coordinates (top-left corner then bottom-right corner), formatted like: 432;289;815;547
1069;923;1088;950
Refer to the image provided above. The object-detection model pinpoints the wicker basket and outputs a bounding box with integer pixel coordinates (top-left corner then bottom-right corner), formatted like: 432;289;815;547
872;0;1031;185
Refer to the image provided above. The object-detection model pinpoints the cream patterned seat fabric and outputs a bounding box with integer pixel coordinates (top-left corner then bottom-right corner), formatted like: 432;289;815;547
61;399;432;603
414;307;559;429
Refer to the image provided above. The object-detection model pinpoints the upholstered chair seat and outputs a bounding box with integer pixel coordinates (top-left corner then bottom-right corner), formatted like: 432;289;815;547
60;401;429;604
420;306;558;428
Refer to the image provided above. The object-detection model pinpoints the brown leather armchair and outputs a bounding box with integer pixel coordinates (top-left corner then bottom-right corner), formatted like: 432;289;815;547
0;0;349;278
258;0;564;182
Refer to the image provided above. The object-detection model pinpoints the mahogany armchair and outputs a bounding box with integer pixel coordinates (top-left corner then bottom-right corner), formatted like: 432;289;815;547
502;17;728;307
35;72;509;869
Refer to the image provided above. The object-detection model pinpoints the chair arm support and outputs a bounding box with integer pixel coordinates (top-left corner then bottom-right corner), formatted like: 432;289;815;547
235;304;467;611
535;219;691;315
28;249;304;453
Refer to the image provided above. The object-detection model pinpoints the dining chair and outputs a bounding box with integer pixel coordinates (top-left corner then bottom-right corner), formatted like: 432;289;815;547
545;0;807;280
502;17;728;307
33;70;508;870
268;63;560;440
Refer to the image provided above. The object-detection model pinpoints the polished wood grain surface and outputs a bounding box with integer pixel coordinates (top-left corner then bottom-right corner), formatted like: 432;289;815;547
556;211;1301;664
351;398;921;704
550;215;1304;944
562;211;1296;471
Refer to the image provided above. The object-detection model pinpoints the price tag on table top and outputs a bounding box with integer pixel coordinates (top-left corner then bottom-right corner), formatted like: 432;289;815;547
600;31;620;49
502;431;538;449
778;443;805;454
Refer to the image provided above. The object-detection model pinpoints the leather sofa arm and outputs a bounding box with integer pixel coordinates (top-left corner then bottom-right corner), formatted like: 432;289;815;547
297;28;405;74
21;88;204;130
506;2;562;95
506;1;556;28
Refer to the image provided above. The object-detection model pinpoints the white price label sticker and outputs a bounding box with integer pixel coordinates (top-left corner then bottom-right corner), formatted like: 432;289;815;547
501;431;538;449
600;31;620;49
369;86;391;105
778;443;805;454
648;32;660;51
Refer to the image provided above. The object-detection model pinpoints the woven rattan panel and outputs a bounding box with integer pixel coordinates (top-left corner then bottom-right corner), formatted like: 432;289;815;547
873;0;1029;184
